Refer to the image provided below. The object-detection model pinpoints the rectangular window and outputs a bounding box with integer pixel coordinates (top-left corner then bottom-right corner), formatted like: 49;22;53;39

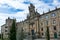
42;33;44;36
41;28;43;31
54;26;56;30
53;20;56;24
5;26;7;28
58;32;60;36
5;30;7;32
54;32;57;38
40;16;44;19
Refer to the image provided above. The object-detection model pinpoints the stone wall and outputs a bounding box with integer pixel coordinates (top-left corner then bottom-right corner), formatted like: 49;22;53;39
24;39;59;40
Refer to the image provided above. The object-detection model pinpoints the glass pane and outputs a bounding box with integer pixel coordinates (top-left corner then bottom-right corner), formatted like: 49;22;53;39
46;15;48;19
54;32;57;38
51;13;56;17
54;26;56;30
53;20;56;24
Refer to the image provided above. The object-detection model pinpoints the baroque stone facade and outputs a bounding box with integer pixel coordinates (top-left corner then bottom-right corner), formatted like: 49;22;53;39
1;3;60;40
1;17;15;40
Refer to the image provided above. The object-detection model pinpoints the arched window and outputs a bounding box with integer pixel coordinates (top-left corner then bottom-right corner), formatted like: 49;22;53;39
45;15;48;19
54;32;57;38
53;26;56;30
51;13;56;17
53;20;56;24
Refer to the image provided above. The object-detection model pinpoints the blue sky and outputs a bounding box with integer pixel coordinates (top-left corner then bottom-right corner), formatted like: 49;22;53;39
0;0;60;32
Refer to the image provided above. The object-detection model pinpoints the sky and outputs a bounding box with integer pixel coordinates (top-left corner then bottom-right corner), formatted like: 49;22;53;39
0;0;60;32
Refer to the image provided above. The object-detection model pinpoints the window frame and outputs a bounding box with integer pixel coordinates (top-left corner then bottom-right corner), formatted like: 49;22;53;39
45;15;49;19
53;26;56;30
5;26;8;28
41;28;43;31
5;30;8;32
51;13;56;17
53;20;56;24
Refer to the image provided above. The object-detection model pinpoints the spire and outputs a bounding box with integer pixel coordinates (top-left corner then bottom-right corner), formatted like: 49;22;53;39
55;6;57;10
8;17;10;19
36;9;37;11
35;9;38;15
48;9;50;12
43;11;44;14
30;3;35;8
30;3;33;6
29;3;35;17
35;9;40;16
48;8;50;13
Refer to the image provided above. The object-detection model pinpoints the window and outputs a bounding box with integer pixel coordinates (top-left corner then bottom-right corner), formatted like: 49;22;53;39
54;32;57;38
51;13;56;17
5;30;7;32
45;15;48;19
40;16;43;19
54;26;56;30
42;33;44;36
41;23;43;26
5;26;7;28
53;20;56;24
58;32;60;36
41;28;43;31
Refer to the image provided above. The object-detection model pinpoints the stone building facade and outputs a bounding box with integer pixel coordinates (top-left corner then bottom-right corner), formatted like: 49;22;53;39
1;3;60;40
1;17;15;40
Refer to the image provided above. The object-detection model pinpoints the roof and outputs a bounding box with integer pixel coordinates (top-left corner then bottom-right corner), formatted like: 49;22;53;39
40;8;60;16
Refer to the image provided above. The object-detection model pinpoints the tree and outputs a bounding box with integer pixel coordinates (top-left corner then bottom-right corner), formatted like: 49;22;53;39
9;19;16;40
46;27;50;40
20;28;24;40
0;34;1;39
1;33;3;40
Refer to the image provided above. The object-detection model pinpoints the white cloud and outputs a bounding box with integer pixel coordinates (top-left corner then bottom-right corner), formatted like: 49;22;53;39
0;9;29;27
0;0;29;28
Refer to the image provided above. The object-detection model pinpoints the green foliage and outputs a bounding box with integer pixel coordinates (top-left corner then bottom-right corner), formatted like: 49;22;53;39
20;28;24;40
9;19;16;40
1;34;3;40
0;34;1;39
46;27;50;40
